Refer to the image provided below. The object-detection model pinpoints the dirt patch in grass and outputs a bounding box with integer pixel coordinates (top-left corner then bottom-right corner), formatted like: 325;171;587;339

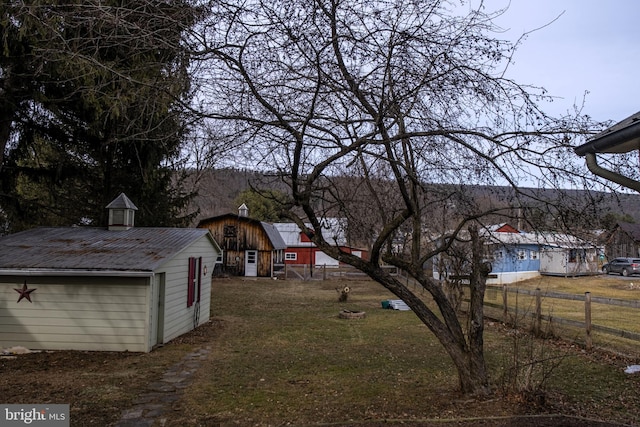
0;318;223;425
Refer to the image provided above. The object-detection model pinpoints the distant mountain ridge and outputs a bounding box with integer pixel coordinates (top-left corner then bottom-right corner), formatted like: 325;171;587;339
191;168;640;226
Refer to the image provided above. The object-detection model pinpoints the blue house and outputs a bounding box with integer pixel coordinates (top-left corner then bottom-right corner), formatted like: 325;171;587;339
482;224;541;284
483;224;601;283
434;223;600;285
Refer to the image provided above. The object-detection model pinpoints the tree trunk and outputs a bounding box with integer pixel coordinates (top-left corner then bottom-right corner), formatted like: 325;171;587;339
360;259;490;395
465;224;491;394
0;103;16;171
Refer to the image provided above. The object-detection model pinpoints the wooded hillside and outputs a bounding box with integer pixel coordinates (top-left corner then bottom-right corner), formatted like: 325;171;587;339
191;168;640;229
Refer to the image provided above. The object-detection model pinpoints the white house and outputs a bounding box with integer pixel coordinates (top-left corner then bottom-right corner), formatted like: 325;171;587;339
0;193;221;352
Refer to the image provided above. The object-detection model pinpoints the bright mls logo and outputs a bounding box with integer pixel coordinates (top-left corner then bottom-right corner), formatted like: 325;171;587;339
1;404;69;426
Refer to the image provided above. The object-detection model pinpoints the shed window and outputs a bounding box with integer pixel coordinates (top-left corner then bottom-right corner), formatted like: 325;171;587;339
285;252;297;261
517;250;526;260
569;249;585;263
530;251;539;260
187;257;202;307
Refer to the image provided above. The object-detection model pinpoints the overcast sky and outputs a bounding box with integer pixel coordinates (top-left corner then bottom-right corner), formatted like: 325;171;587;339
478;0;640;124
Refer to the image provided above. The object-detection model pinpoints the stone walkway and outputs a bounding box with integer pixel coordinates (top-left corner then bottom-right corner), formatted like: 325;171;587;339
113;346;211;427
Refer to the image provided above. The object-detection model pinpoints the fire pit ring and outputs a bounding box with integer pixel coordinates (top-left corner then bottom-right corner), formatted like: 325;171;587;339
338;310;366;319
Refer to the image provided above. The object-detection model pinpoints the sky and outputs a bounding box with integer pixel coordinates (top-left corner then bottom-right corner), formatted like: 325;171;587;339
476;0;640;124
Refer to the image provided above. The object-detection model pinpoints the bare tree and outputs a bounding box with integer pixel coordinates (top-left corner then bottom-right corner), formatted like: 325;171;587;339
196;0;603;394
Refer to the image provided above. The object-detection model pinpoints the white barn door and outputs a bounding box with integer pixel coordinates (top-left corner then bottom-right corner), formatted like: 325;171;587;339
245;250;258;276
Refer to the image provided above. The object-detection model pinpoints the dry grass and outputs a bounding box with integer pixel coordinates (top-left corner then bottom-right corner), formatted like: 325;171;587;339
172;276;640;426
485;275;640;357
3;275;639;426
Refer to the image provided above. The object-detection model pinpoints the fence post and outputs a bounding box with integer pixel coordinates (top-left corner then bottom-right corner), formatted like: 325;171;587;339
284;263;288;280
323;264;327;280
585;291;592;351
502;284;508;324
534;288;542;336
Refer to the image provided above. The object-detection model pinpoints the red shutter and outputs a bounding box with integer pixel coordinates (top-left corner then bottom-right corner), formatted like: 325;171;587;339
187;257;195;307
197;256;202;302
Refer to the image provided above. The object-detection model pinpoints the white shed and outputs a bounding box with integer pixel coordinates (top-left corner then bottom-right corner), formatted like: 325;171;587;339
0;194;221;352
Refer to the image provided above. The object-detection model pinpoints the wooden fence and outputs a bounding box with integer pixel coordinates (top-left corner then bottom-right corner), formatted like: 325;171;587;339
483;284;640;349
274;264;398;281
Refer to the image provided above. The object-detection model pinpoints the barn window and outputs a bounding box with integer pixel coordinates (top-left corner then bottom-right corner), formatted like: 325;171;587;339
224;225;237;237
285;252;297;261
187;257;202;307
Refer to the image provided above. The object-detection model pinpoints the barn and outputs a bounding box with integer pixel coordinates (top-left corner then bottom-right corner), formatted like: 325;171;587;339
273;219;368;267
0;193;221;353
197;204;286;277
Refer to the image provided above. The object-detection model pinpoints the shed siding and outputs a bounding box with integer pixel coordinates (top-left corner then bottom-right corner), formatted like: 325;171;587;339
540;247;599;276
159;234;214;343
0;276;149;352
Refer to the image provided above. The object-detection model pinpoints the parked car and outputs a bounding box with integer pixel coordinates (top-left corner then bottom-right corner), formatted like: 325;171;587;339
602;257;640;276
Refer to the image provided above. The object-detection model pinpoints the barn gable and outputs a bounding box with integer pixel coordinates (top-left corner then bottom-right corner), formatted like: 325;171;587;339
197;207;286;277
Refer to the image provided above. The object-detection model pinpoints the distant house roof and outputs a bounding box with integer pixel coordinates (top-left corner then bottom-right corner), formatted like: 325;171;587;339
481;224;596;249
273;218;348;247
0;227;218;275
485;223;520;233
273;222;306;247
261;222;287;250
197;214;287;250
615;221;640;242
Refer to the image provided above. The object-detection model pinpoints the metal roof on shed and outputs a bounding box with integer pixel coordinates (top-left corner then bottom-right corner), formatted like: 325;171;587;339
0;227;215;273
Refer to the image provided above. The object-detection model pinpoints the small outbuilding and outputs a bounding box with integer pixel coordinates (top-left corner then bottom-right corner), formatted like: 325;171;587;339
197;204;286;277
0;193;221;352
538;233;600;277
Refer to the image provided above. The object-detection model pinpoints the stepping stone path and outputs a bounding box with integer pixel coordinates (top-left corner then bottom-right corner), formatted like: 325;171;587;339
113;346;211;427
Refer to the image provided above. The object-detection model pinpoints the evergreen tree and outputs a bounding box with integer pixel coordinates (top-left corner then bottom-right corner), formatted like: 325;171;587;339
0;0;202;231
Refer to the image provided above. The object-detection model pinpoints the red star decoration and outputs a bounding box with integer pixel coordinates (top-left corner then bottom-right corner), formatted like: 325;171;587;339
14;281;36;303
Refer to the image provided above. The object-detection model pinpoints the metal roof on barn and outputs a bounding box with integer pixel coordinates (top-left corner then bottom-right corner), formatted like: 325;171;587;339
0;227;214;273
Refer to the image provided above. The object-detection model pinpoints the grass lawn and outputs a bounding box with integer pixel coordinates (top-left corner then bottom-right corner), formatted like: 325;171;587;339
172;276;640;426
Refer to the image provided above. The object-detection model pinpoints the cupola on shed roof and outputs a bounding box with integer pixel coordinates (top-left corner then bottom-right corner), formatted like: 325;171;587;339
106;193;138;231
